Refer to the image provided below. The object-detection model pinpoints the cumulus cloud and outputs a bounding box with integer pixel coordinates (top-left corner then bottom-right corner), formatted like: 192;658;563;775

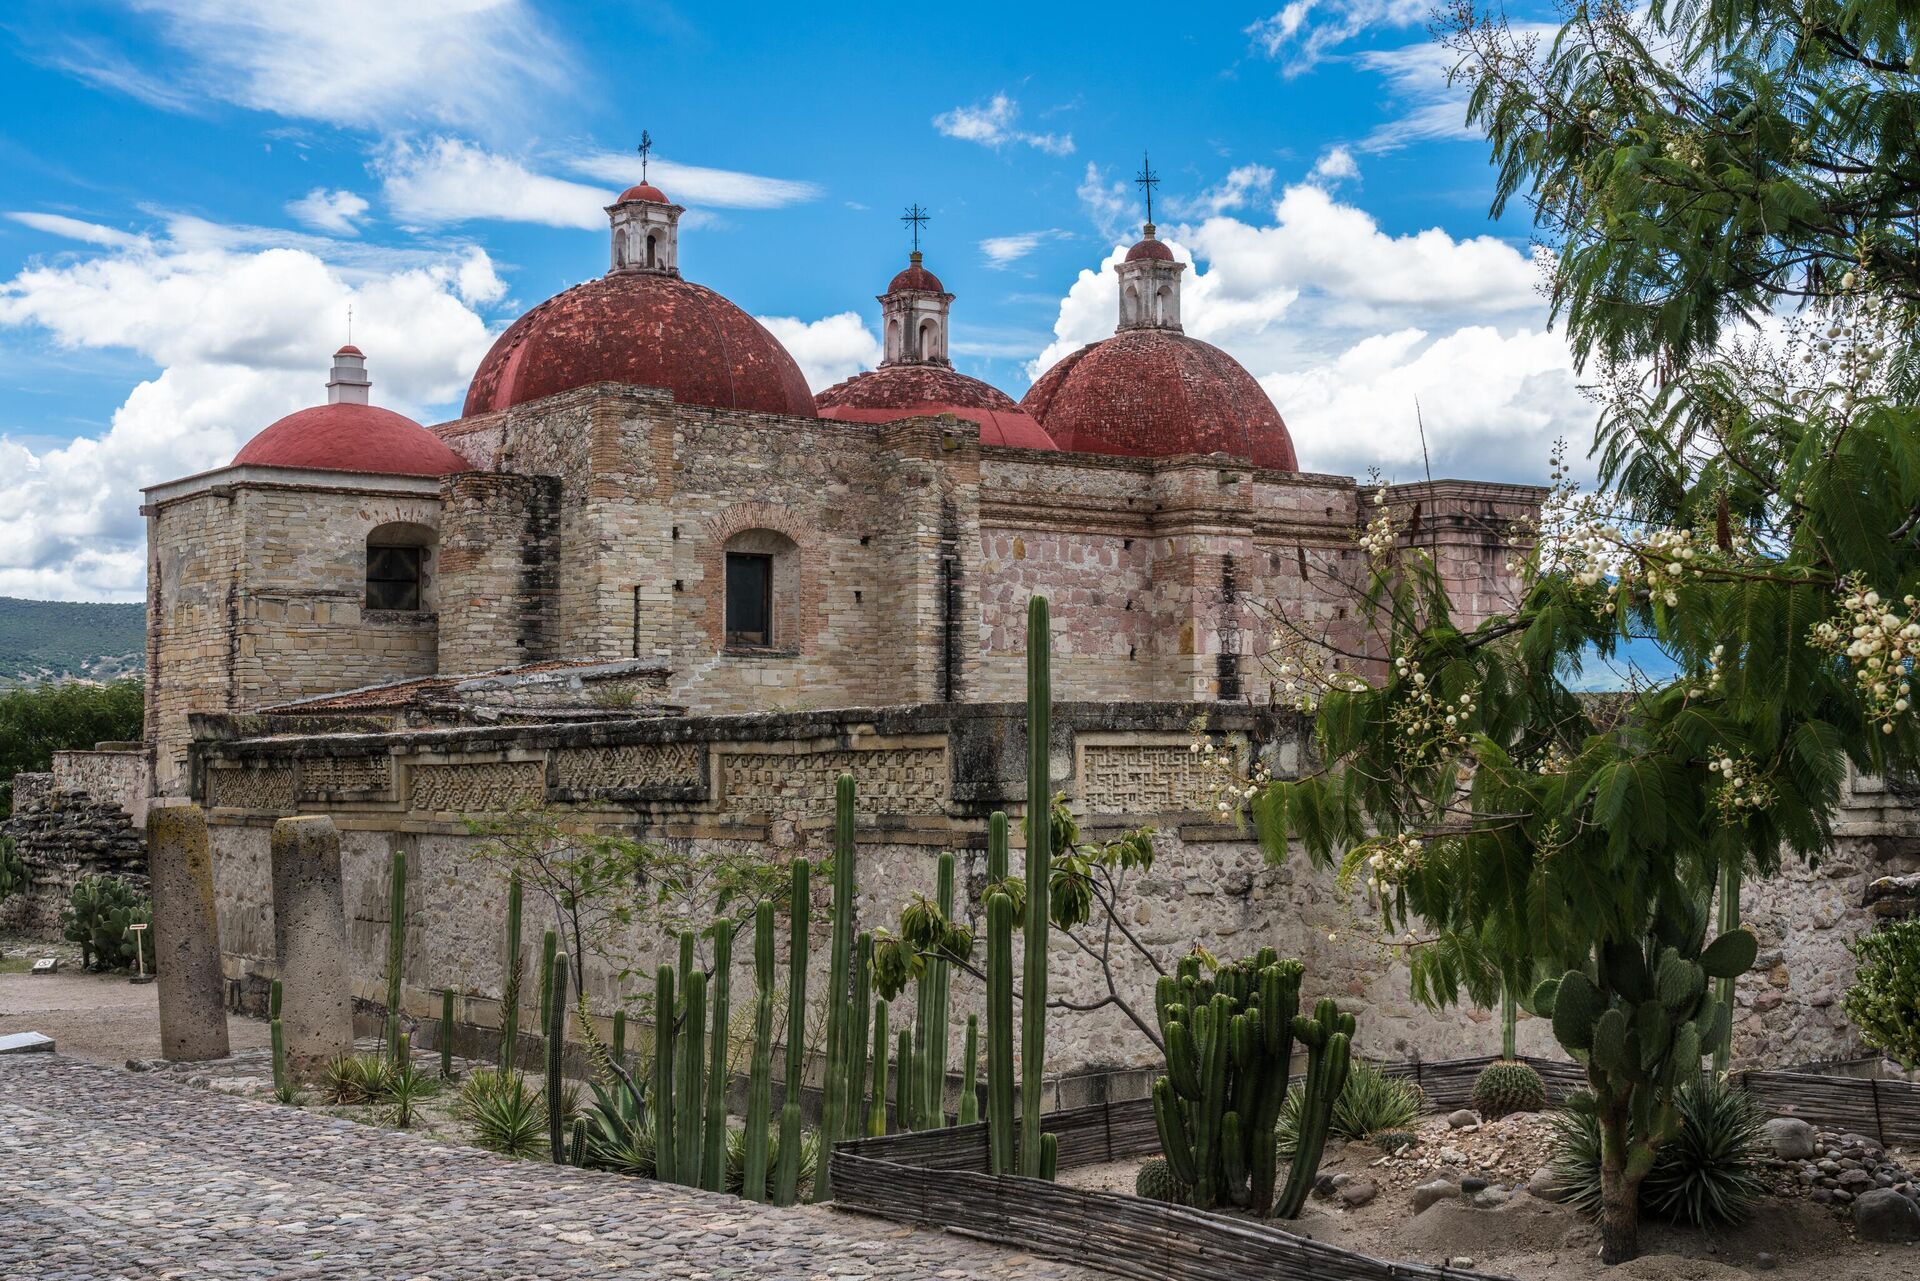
377;138;609;230
1246;0;1427;76
1077;163;1140;242
564;152;821;209
1309;146;1360;187
754;312;881;391
114;0;570;134
980;230;1068;268
1028;181;1580;484
934;95;1074;156
0;218;500;599
1170;164;1277;219
287;188;371;235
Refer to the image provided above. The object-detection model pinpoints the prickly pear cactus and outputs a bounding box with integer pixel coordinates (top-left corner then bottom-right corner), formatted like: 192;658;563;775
1472;1060;1548;1119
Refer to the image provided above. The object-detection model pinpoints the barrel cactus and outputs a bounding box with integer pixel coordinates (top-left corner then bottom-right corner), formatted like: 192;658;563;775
1472;1059;1548;1119
1134;1156;1191;1205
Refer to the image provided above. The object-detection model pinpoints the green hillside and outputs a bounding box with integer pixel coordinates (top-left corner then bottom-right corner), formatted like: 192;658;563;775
0;597;146;686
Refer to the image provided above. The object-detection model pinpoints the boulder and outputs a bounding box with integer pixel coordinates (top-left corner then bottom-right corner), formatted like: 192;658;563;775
1854;1187;1920;1243
1338;1178;1378;1208
1470;1187;1511;1210
1411;1179;1457;1214
1527;1166;1569;1202
1447;1109;1479;1129
1764;1117;1817;1160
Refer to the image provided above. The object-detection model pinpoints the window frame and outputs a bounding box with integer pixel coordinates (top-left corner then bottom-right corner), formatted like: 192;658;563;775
724;551;775;647
365;543;426;613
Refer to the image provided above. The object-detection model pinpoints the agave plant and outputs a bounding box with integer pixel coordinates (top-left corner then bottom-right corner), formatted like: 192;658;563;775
578;1077;655;1177
321;1053;394;1105
725;1121;818;1196
386;1036;440;1129
458;1067;546;1159
1548;1079;1767;1228
1276;1058;1424;1153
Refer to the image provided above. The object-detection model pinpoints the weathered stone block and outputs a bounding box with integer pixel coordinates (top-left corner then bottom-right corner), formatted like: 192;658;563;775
148;803;230;1062
270;815;355;1073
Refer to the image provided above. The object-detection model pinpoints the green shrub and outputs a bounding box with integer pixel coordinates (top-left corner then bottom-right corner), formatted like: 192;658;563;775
1549;1080;1766;1228
458;1068;546;1158
1277;1058;1424;1153
322;1053;394;1105
0;676;143;817
60;874;153;972
1844;919;1920;1069
579;1077;654;1176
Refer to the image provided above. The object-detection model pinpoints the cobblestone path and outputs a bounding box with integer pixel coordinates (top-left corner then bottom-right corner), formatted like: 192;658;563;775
0;1055;1097;1281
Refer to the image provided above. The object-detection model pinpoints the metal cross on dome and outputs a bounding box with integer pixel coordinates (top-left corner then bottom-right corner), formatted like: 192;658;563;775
1135;151;1160;224
901;203;929;253
637;131;653;182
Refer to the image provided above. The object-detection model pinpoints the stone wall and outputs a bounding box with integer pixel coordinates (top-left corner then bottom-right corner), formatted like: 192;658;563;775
0;788;148;935
48;749;150;827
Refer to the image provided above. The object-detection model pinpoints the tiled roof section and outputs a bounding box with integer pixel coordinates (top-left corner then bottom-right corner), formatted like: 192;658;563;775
818;402;1057;450
616;182;669;204
232;403;470;477
1018;329;1299;471
887;257;946;294
262;659;644;714
1125;237;1175;262
462;273;817;418
815;363;1017;413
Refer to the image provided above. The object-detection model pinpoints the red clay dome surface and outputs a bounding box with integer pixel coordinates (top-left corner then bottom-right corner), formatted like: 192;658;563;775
1125;237;1176;262
232;403;469;477
617;183;669;204
815;363;1055;449
463;272;816;418
1021;330;1298;470
888;262;946;294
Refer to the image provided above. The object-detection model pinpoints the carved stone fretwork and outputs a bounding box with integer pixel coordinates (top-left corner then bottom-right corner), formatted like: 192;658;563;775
206;765;297;812
408;761;545;814
719;747;948;816
1078;743;1233;816
299;755;393;798
551;743;702;795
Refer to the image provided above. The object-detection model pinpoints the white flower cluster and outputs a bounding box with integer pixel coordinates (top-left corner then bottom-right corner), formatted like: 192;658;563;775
1187;734;1274;815
1811;574;1918;734
1359;484;1396;561
1388;653;1475;765
1707;751;1776;822
1362;832;1424;895
1685;642;1727;698
1269;630;1371;715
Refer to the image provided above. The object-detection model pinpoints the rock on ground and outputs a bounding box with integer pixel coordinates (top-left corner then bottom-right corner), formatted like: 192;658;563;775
1852;1187;1920;1243
1766;1117;1817;1160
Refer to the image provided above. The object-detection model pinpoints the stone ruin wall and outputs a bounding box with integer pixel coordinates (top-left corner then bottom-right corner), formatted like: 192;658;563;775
1;750;149;935
183;705;1881;1079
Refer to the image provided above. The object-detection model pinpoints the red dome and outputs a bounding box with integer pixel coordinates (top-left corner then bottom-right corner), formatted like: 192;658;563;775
617;183;669;204
233;403;469;477
888;259;946;294
1021;330;1297;470
463;272;816;418
334;343;365;357
816;363;1054;449
1125;238;1175;263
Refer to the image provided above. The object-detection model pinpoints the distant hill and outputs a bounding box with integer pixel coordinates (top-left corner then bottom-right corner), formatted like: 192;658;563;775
0;597;146;686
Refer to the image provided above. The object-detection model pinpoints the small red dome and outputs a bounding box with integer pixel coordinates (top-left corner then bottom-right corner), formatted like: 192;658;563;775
233;403;469;477
616;183;669;204
815;363;1055;449
888;255;946;295
464;272;816;418
1125;237;1175;263
334;343;365;357
1021;330;1297;470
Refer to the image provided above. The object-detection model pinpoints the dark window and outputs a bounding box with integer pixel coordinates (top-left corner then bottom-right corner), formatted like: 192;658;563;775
366;545;424;611
725;552;773;646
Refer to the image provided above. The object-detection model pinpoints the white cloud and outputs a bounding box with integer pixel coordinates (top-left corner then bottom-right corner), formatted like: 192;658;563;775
754;312;881;391
1246;0;1427;76
934;94;1074;156
0;220;499;599
286;188;371;235
377;138;609;230
1028;181;1579;484
6;212;145;248
981;230;1068;268
1077;163;1139;242
119;0;570;134
564;152;821;209
1309;146;1360;187
1170;164;1276;218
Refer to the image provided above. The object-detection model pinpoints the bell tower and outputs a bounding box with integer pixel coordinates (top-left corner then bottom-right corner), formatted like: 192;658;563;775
879;204;954;366
607;131;682;277
1115;152;1184;333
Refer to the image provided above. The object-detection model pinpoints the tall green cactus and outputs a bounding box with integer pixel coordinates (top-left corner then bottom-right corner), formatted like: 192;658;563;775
611;1007;626;1075
814;774;857;1202
569;1116;587;1168
846;931;872;1132
1530;891;1758;1263
772;857;810;1206
743;901;775;1202
957;1014;979;1126
440;987;455;1080
895;1027;913;1135
546;949;570;1164
499;872;524;1071
868;999;890;1136
1273;996;1354;1218
919;852;956;1129
1021;595;1052;1178
677;967;707;1186
537;928;558;1037
702;926;731;1193
384;850;408;1061
1713;861;1743;1074
653;962;676;1182
985;881;1016;1174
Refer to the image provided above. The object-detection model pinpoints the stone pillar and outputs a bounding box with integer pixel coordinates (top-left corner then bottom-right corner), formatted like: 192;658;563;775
270;815;355;1072
147;803;230;1062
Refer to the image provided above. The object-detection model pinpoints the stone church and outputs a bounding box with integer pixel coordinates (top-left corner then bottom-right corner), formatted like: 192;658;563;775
103;178;1884;1078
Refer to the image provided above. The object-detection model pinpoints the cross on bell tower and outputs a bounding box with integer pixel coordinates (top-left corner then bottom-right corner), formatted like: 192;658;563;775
1113;151;1184;333
606;130;685;277
901;203;928;252
879;203;954;367
1135;151;1160;235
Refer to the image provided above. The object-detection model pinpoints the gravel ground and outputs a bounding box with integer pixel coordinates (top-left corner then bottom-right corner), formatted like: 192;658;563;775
0;940;269;1066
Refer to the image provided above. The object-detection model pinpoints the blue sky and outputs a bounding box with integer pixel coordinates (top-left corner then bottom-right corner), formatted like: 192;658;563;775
0;0;1583;601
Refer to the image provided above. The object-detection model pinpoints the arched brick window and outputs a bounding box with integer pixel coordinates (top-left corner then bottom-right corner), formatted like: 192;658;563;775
723;529;799;649
366;521;435;613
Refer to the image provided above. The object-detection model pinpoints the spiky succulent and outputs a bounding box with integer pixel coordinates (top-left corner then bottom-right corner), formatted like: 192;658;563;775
1277;1057;1423;1154
1370;1129;1418;1154
1472;1059;1548;1119
1548;1080;1767;1228
726;1120;818;1195
1135;1156;1191;1204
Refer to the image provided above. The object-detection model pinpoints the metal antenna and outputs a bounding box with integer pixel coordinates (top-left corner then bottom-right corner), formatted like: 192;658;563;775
346;303;352;345
637;130;653;182
901;203;929;253
1134;151;1160;225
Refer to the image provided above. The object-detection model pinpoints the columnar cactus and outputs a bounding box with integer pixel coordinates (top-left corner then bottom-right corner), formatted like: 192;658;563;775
384;850;407;1061
846;931;872;1131
569;1116;587;1168
677;967;707;1186
1020;595;1052;1178
957;1014;979;1126
814;774;857;1201
1272;996;1354;1219
895;1027;913;1136
440;987;455;1080
653;962;677;1182
985;880;1016;1174
546;949;570;1164
868;999;890;1136
702;926;731;1193
923;852;956;1128
772;858;810;1206
537;928;558;1037
743;900;775;1202
499;872;523;1070
611;1007;626;1075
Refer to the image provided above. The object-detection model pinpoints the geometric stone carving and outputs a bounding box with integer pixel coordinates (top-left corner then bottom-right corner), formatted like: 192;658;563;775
299;755;393;798
408;761;545;814
205;764;297;812
719;747;947;816
1078;744;1233;816
551;743;701;794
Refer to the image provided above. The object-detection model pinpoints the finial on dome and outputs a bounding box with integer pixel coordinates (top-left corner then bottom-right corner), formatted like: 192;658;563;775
1135;150;1160;233
327;345;371;405
901;203;929;254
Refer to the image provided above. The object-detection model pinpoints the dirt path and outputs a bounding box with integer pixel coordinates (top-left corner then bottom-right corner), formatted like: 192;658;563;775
0;947;269;1065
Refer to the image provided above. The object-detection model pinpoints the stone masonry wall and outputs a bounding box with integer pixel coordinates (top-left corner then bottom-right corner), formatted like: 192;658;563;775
0;788;148;935
49;750;150;827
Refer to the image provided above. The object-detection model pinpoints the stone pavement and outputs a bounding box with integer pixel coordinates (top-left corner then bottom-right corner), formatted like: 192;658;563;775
0;1055;1097;1281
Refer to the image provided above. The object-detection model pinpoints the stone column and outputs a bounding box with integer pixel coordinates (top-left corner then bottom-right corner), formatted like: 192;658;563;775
147;803;230;1062
270;815;355;1073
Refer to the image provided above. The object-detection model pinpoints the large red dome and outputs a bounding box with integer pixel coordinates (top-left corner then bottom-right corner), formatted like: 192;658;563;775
233;403;468;477
816;363;1055;449
1021;330;1297;470
463;273;816;418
